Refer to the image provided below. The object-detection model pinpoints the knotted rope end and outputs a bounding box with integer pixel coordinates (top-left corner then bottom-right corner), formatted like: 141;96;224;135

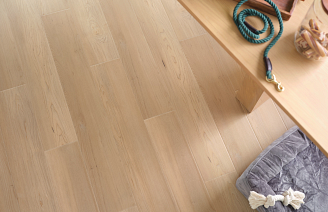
282;188;305;209
248;191;266;209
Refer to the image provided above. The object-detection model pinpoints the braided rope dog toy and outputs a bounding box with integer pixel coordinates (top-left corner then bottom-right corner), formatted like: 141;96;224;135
248;188;305;209
233;0;285;91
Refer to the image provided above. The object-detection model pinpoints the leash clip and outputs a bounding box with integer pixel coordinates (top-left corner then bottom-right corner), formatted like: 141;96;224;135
264;57;284;92
266;74;284;92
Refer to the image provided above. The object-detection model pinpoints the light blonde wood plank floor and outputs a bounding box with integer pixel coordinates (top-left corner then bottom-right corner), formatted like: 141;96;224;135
160;0;207;41
99;0;172;119
129;0;235;181
0;0;294;211
0;133;20;212
66;0;119;66
45;142;99;212
4;0;77;150
90;60;177;212
43;11;137;212
0;0;24;92
0;85;58;212
181;34;262;175
206;172;255;212
145;111;214;212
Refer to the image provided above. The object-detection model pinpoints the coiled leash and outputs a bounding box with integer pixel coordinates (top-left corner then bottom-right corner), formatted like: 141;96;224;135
233;0;285;91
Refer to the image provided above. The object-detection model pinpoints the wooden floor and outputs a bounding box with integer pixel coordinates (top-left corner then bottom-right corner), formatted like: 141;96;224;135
0;0;296;211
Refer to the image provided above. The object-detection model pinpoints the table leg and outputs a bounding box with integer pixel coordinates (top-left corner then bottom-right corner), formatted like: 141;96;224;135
236;75;270;113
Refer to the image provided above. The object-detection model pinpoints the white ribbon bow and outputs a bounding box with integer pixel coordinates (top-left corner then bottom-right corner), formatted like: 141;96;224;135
248;188;305;209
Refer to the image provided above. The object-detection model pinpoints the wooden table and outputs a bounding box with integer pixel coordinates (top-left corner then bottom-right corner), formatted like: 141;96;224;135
178;0;328;155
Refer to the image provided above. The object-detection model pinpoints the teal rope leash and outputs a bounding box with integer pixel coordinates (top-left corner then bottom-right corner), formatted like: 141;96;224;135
233;0;285;91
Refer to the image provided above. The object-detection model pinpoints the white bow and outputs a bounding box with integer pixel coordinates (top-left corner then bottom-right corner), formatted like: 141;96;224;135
248;188;305;209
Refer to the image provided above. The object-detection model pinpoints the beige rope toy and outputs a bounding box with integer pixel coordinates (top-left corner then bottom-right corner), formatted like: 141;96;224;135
248;188;305;209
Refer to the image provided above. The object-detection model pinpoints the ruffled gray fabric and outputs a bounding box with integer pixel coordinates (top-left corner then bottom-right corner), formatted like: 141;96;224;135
236;126;328;211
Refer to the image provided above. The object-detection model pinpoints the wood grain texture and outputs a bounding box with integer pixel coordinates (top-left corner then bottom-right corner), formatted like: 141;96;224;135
42;11;136;212
206;172;255;212
129;0;234;181
246;99;287;149
0;85;57;212
99;0;172;119
178;0;328;156
120;207;139;212
91;60;177;212
160;0;206;41
41;0;69;15
145;111;215;212
181;34;262;174
0;133;20;212
4;0;77;150
45;142;99;212
0;0;24;92
67;0;119;66
236;75;270;113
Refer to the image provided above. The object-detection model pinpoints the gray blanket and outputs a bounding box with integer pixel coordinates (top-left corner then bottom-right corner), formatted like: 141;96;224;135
236;126;328;211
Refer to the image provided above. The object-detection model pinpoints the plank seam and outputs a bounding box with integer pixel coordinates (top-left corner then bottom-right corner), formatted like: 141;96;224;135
44;141;79;153
90;58;120;68
0;84;26;93
41;8;70;17
143;110;175;121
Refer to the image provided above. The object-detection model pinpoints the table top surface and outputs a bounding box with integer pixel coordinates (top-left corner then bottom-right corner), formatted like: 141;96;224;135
178;0;328;155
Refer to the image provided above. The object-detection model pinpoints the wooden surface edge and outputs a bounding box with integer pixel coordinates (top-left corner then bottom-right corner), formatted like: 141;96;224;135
233;0;293;20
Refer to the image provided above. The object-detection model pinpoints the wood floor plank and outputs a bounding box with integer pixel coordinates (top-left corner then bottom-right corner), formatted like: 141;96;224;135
160;0;206;41
4;0;77;150
41;0;69;15
66;0;119;66
0;1;24;92
129;0;234;182
45;142;99;212
181;34;262;174
206;172;255;212
42;11;136;212
91;60;178;212
145;111;215;212
246;99;287;149
0;85;57;212
0;133;20;212
275;103;296;130
98;0;172;119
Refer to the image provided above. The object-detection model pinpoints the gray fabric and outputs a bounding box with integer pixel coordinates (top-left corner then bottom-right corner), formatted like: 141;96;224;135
236;126;328;212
